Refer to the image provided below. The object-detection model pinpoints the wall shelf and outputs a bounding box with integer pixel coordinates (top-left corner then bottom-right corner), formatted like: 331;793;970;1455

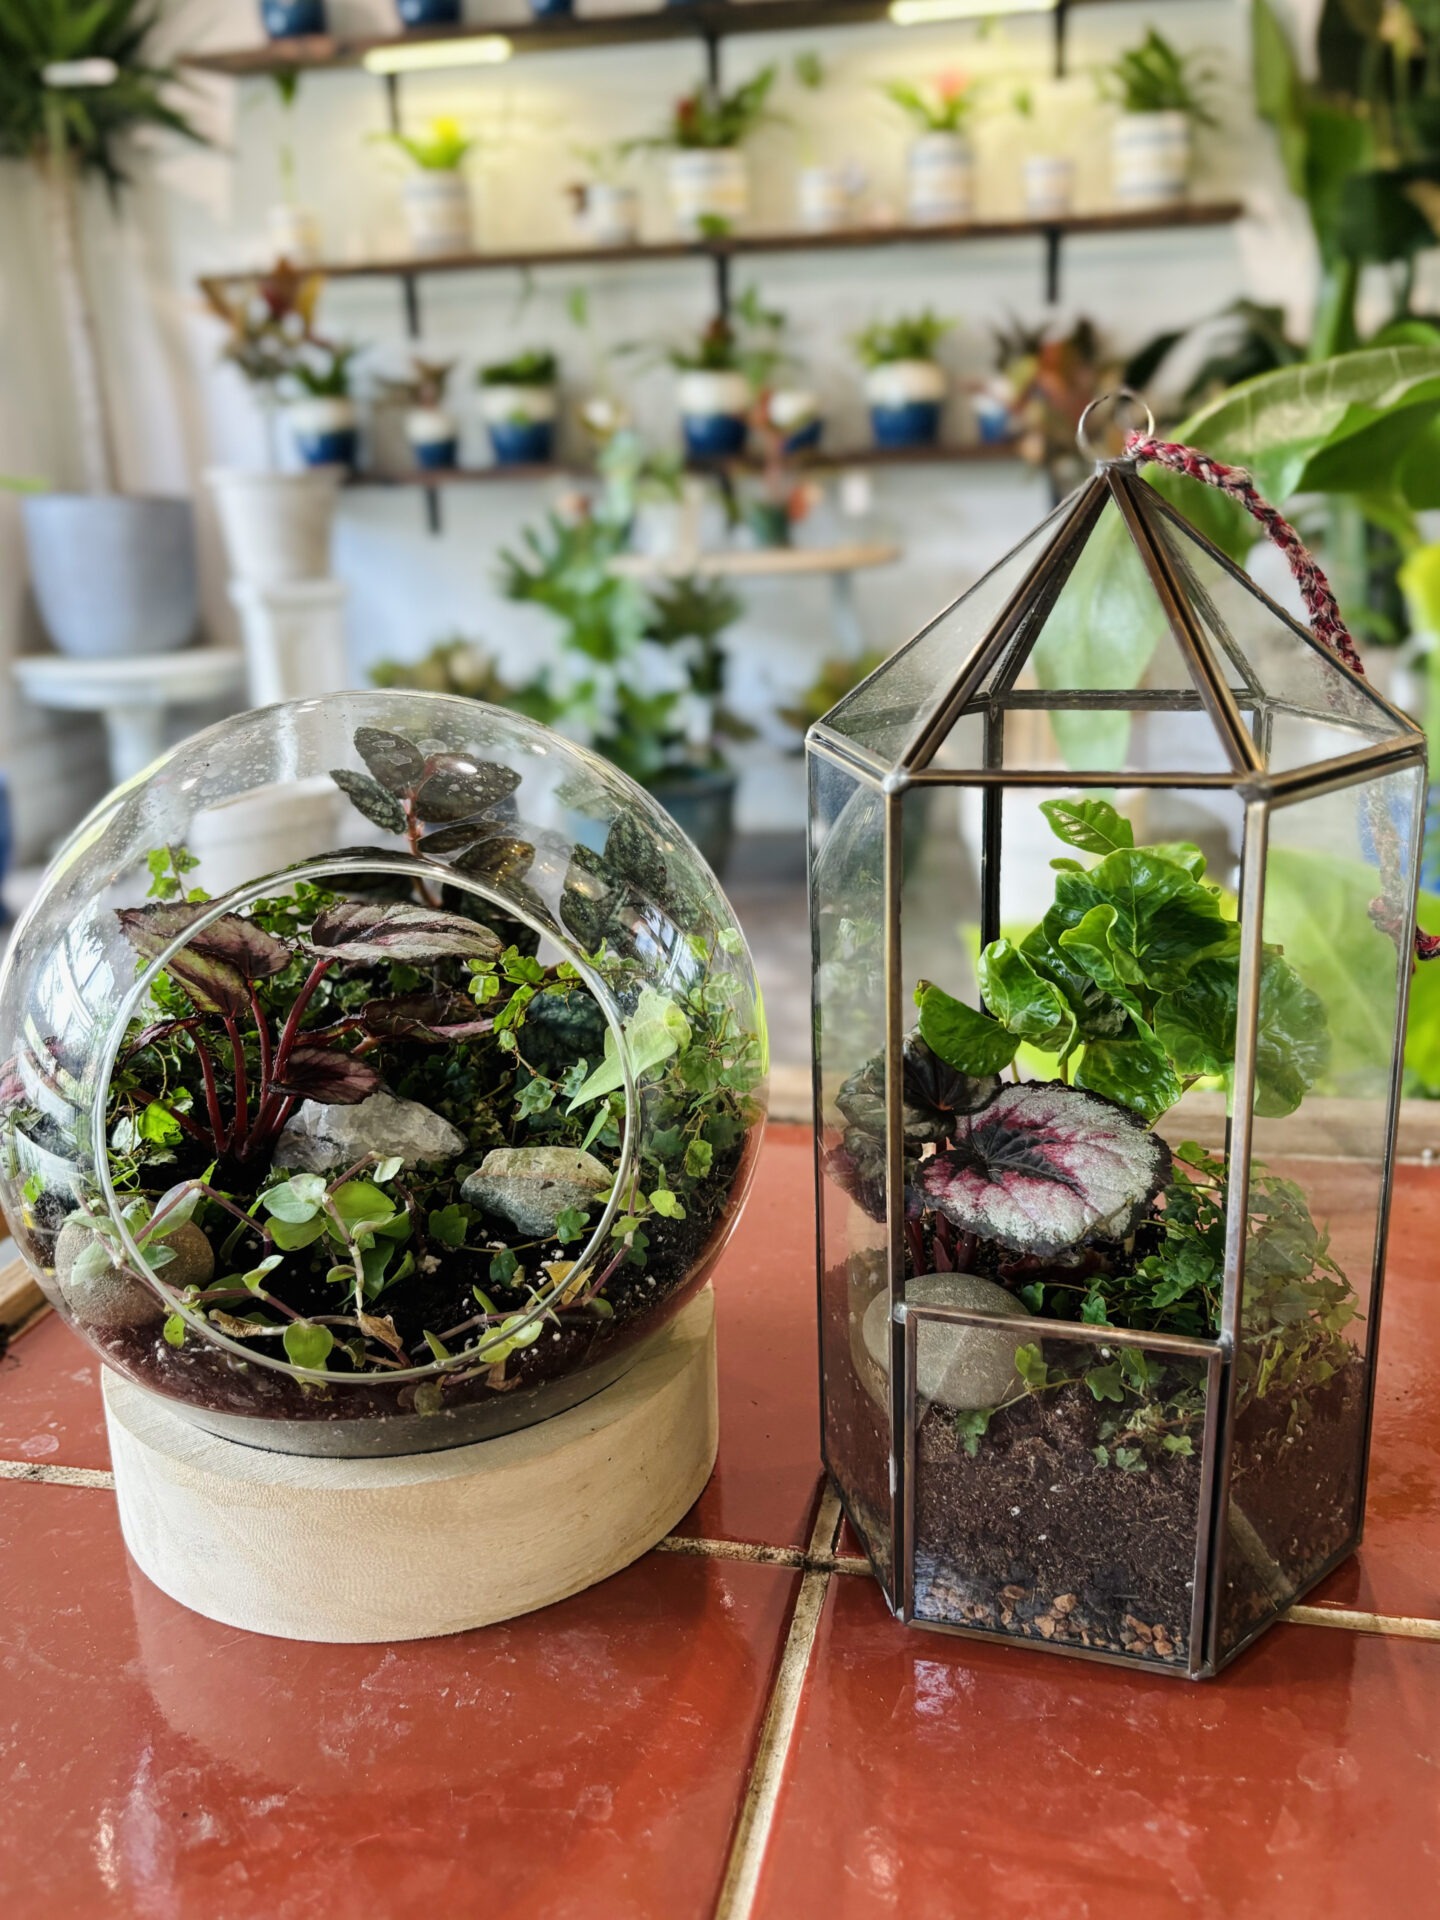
182;0;1149;80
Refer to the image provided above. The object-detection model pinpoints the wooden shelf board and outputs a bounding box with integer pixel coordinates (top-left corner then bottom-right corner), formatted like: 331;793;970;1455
200;202;1244;292
183;1;1142;79
345;441;1026;487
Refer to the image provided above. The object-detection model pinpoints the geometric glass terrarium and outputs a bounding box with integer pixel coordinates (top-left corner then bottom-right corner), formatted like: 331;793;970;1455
808;443;1425;1676
0;692;767;1460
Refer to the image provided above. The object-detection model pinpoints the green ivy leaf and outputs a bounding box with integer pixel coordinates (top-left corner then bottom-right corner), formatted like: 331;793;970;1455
954;1407;993;1456
1039;797;1134;857
554;1206;589;1244
282;1322;334;1371
489;1247;520;1286
915;981;1019;1077
428;1204;470;1249
683;1137;714;1180
1084;1361;1125;1403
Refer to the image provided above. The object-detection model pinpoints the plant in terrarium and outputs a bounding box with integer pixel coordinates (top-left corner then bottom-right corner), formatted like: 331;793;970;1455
7;714;765;1445
828;794;1360;1664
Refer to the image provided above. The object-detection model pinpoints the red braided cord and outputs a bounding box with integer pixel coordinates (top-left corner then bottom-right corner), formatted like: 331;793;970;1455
1123;431;1440;964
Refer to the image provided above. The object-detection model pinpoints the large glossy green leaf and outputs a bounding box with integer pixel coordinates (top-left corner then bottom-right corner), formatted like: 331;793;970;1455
916;981;1020;1077
1074;1021;1184;1123
1152;949;1330;1117
1045;850;1240;994
977;940;1076;1053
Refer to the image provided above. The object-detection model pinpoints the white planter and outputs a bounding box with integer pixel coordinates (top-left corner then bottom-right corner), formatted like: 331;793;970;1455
478;384;558;427
287;396;358;467
1023;155;1075;219
268;202;322;265
676;370;751;419
797;164;852;233
667;148;748;237
21;496;198;660
906;132;973;226
583;182;640;246
405;405;459;469
1111;111;1191;209
402;171;473;255
207;468;340;587
863;359;946;409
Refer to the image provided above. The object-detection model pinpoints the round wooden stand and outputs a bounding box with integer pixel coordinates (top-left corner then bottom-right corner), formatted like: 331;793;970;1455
102;1286;717;1643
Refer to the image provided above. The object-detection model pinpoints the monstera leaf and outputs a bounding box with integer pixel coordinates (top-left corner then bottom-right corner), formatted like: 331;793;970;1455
917;1082;1171;1257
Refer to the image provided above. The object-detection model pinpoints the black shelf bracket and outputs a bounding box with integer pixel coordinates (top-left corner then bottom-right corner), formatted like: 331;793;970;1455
1043;227;1062;305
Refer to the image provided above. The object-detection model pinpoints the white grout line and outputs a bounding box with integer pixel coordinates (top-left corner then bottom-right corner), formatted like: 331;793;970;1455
0;1460;115;1489
1284;1603;1440;1640
712;1483;843;1920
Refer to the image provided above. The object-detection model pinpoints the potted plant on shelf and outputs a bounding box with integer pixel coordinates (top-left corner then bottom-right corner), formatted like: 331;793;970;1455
1101;28;1216;208
288;339;362;468
380;357;461;471
261;0;326;39
0;0;206;660
375;115;476;256
640;67;777;238
395;0;460;27
664;285;789;460
742;391;821;549
267;70;321;265
203;263;344;586
1011;84;1074;220
568;143;642;247
854;311;953;450
477;349;560;465
883;71;977;226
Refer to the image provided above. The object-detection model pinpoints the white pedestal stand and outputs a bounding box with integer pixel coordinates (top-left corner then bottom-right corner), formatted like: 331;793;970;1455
103;1286;718;1643
12;650;247;786
229;579;350;705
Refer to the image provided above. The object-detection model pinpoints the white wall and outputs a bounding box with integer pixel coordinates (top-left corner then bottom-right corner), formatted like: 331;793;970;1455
0;0;1336;859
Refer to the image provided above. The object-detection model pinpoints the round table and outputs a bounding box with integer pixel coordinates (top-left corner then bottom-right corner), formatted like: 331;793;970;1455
12;649;247;786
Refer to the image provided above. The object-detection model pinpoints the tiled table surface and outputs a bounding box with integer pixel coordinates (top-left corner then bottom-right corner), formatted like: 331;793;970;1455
1;1125;1437;1920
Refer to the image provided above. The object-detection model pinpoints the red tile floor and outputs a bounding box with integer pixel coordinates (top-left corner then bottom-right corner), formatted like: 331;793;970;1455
1;1125;1437;1919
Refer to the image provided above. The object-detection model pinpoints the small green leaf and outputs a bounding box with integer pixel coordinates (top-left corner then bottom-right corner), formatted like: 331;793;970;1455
241;1254;284;1293
916;981;1019;1077
567;987;691;1109
330;1180;395;1231
372;1155;404;1184
162;1313;186;1348
954;1407;993;1456
1039;797;1134;856
428;1204;470;1249
683;1137;714;1180
1084;1361;1125;1403
648;1188;685;1220
262;1175;327;1224
423;1330;452;1362
489;1247;520;1286
137;1101;183;1147
282;1322;335;1371
269;1214;328;1252
553;1206;589;1244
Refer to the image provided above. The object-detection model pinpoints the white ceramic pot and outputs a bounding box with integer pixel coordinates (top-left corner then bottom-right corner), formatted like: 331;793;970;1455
207;468;340;586
402;171;473;255
21;496;198;659
863;359;946;409
1023;155;1075;219
797;164;852;233
405;405;459;469
677;369;751;459
667;148;748;237
906;131;973;226
478;384;558;428
1111;111;1191;209
583;182;641;246
268;202;322;265
288;396;358;467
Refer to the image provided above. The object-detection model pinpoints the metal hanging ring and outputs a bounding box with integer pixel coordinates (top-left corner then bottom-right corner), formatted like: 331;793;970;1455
1076;388;1156;463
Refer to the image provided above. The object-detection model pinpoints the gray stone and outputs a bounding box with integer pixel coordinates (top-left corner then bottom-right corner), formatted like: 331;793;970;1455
462;1147;612;1238
862;1271;1032;1414
53;1218;213;1333
272;1091;467;1174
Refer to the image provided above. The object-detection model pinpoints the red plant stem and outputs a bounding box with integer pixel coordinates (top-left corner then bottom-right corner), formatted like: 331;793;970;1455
223;1014;249;1152
405;795;444;907
251;958;335;1141
191;1034;229;1155
905;1217;928;1276
249;987;273;1102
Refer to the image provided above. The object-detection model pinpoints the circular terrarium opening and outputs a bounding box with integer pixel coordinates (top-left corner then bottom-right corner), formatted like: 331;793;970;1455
86;852;640;1406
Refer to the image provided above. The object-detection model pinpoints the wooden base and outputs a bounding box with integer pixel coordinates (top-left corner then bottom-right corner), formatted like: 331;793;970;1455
103;1286;717;1643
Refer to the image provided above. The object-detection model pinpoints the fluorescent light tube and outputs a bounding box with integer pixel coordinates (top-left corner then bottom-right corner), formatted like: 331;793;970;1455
362;35;512;75
890;0;1057;23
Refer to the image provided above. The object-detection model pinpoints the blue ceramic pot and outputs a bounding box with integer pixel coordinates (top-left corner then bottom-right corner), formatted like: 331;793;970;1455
782;418;823;455
682;413;747;459
414;439;459;470
396;0;460;22
869;400;942;450
488;420;554;465
260;0;326;39
530;0;574;14
295;427;357;466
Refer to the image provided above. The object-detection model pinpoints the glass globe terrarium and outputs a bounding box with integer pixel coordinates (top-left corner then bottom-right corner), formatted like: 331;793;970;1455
0;693;768;1457
809;443;1425;1677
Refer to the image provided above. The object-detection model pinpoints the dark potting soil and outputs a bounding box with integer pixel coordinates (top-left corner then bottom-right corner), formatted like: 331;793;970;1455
914;1384;1203;1667
45;1128;758;1431
1219;1352;1367;1655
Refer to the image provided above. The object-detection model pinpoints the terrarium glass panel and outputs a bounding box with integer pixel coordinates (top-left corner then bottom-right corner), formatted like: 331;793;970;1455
1147;498;1411;773
823;499;1078;763
910;1317;1215;1670
0;694;768;1458
811;753;894;1574
1215;763;1421;1658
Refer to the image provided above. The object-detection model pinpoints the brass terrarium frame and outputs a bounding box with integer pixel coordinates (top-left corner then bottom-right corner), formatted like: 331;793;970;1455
806;437;1427;1678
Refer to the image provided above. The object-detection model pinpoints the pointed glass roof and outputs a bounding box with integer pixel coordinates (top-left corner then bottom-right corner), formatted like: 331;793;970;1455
816;465;1420;788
